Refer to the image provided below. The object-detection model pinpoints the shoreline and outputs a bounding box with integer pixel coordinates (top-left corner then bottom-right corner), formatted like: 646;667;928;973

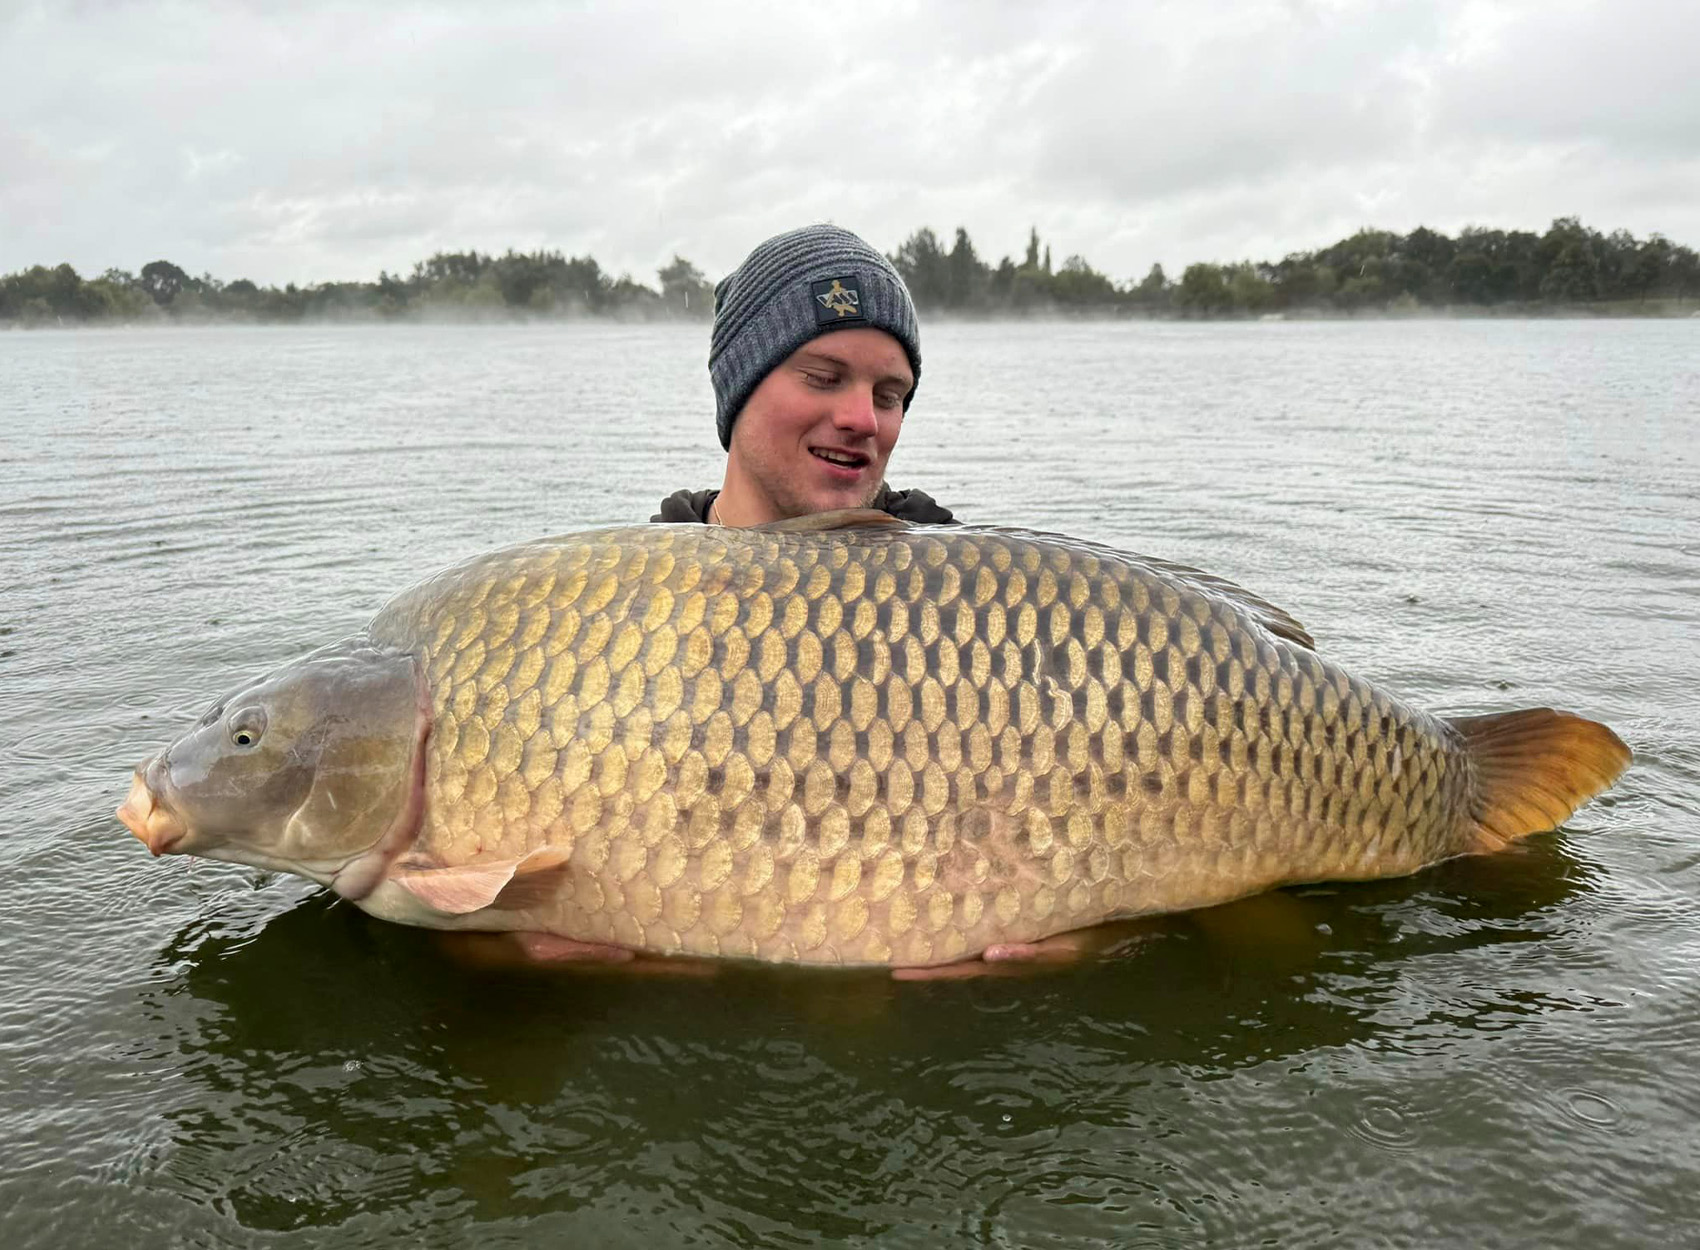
5;301;1695;330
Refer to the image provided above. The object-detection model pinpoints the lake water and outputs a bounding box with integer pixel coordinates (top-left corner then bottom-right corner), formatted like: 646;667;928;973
2;319;1696;1246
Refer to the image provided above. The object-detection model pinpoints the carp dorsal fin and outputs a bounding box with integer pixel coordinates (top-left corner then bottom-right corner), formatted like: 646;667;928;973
1140;556;1318;651
1448;708;1632;851
386;847;572;915
954;524;1319;652
758;509;908;533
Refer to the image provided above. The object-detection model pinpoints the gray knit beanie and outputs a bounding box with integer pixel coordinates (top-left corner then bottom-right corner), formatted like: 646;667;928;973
710;224;921;450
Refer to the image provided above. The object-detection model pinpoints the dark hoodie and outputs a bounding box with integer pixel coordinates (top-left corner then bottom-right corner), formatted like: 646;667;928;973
651;485;956;525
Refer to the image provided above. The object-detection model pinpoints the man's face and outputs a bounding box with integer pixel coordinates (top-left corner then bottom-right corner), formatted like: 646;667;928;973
725;327;913;521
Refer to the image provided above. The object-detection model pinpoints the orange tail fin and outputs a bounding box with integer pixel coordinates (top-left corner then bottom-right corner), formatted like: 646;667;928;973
1448;709;1632;852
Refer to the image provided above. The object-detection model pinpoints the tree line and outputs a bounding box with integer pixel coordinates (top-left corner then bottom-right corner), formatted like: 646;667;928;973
3;217;1696;326
891;218;1699;314
0;251;717;326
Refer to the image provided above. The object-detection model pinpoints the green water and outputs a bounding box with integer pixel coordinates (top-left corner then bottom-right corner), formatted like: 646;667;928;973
2;320;1695;1246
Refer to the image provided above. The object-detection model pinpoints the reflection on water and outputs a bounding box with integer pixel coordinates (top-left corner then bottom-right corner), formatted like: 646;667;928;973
2;321;1696;1247
135;833;1599;1237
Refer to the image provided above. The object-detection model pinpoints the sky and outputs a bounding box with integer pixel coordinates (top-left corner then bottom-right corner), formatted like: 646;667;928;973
4;0;1698;288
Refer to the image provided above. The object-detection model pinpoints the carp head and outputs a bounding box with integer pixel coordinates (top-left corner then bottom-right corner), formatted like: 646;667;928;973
116;637;430;899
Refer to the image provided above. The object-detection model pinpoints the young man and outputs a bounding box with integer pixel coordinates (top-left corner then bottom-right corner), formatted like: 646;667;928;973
653;224;955;526
483;226;1094;978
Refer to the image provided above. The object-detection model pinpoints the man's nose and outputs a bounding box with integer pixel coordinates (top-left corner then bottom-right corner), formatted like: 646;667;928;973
832;388;879;436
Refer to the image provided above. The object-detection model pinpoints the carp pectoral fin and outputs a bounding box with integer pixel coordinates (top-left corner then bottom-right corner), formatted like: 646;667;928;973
485;863;576;911
1450;708;1633;851
387;849;571;915
758;509;907;533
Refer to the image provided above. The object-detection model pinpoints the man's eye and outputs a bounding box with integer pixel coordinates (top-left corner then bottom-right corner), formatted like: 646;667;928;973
802;371;837;388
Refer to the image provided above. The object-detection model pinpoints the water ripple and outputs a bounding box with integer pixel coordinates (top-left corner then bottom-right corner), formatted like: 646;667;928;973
1;320;1695;1247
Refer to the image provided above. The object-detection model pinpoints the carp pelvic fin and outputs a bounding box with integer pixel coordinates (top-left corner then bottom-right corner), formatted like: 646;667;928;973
1450;708;1632;851
759;509;908;533
386;848;572;915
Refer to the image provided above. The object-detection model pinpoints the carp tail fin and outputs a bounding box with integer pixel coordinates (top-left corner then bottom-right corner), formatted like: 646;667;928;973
1449;708;1631;852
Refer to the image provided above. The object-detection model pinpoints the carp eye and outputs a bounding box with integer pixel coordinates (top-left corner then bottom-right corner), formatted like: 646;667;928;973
229;708;267;749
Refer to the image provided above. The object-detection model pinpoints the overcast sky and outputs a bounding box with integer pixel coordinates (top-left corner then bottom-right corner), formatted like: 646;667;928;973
4;0;1697;287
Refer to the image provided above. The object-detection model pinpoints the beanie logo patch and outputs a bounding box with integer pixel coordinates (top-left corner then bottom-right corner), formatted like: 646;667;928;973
811;277;865;323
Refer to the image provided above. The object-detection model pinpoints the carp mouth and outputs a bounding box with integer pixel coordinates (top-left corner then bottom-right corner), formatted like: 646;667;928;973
116;765;187;856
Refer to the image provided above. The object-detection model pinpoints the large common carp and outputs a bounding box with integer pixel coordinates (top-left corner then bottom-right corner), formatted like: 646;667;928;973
117;512;1630;968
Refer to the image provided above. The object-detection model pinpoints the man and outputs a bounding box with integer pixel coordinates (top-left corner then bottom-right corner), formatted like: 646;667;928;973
653;223;955;526
470;226;1096;978
652;224;1107;979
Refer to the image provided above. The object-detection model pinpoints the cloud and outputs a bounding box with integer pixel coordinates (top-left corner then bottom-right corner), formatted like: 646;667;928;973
1430;0;1700;156
2;0;1696;285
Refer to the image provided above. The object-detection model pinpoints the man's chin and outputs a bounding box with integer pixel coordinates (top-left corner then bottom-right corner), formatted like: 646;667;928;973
777;480;884;519
820;488;884;516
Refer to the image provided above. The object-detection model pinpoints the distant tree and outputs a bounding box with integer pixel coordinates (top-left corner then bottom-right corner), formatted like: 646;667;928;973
1022;227;1041;271
944;227;990;309
550;255;612;313
1227;263;1275;312
607;273;663;314
1596;229;1636;299
658;255;712;316
1270;255;1336;308
1315;229;1396;290
1445;252;1493;304
1131;263;1169;309
492;250;558;309
1317;234;1399;309
1394;226;1453;302
1051;254;1117;306
263;281;308;321
1336;267;1387;309
1615;236;1660;301
1465;227;1543;301
371;271;407;316
1670;243;1700;300
1175;263;1232;314
1007;265;1052;312
0;263;89;320
1624;232;1700;301
76;268;146;319
1538;217;1602;302
412;251;490;294
139;259;193;306
1540;246;1600;301
891;228;950;308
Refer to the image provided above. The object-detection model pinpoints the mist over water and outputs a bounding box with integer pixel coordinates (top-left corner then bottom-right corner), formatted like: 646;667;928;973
2;320;1696;1246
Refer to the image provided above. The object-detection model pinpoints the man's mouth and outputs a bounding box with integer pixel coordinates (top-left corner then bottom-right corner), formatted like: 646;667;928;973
810;447;870;471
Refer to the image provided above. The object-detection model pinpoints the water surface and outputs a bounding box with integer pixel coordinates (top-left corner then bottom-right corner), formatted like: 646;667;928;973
2;320;1696;1246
